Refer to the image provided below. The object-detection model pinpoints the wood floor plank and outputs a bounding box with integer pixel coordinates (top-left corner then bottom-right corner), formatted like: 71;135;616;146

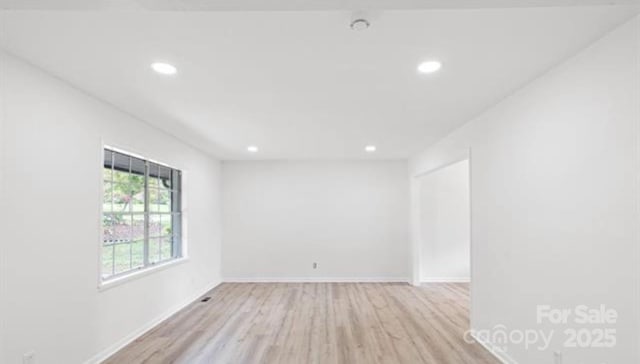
104;283;499;364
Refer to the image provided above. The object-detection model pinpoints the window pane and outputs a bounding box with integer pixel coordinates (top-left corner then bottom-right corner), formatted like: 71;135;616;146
148;188;159;213
161;215;172;237
131;240;144;269
103;167;113;182
160;236;173;261
132;214;145;241
149;214;162;238
111;184;129;212
130;157;145;176
126;174;145;213
107;214;132;242
112;177;144;213
173;213;182;252
102;244;114;278
103;183;113;212
102;214;117;242
148;163;160;189
114;242;132;274
131;186;145;212
149;237;161;264
159;166;172;189
112;169;130;185
158;188;170;213
103;150;114;181
112;152;130;172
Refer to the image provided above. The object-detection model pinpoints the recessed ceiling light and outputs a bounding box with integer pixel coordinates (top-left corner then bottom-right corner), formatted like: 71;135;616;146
247;145;259;153
151;62;177;75
417;61;442;74
365;145;376;152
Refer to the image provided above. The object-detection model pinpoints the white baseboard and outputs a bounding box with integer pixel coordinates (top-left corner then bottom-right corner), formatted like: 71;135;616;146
83;279;222;364
470;332;518;364
223;277;410;283
421;277;470;283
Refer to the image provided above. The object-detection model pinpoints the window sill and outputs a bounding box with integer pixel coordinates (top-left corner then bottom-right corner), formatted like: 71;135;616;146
98;257;189;292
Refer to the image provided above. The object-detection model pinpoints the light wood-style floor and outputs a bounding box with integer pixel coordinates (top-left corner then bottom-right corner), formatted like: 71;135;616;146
105;283;498;364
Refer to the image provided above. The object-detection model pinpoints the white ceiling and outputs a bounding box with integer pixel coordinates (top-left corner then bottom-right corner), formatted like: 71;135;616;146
1;5;638;159
1;0;640;11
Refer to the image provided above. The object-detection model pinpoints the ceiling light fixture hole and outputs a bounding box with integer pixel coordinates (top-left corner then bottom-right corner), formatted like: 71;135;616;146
350;18;370;31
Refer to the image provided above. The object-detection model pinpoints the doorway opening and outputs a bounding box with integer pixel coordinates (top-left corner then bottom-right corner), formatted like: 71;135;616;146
417;158;471;283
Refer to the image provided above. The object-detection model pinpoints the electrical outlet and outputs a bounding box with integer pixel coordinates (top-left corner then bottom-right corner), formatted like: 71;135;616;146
23;351;35;364
312;262;318;269
554;351;563;364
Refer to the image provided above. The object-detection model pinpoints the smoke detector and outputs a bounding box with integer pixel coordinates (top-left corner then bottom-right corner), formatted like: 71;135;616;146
350;18;370;31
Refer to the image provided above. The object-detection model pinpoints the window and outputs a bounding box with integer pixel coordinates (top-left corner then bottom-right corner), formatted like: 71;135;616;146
101;148;182;281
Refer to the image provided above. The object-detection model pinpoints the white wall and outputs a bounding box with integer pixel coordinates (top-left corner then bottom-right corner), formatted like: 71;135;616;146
419;159;470;282
222;161;409;281
0;51;223;364
410;16;640;363
0;45;6;364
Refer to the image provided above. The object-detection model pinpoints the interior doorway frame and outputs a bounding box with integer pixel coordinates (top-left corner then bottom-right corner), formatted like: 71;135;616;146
410;148;473;324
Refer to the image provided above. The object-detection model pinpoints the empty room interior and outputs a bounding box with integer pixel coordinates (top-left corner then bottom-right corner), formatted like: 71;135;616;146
1;1;639;363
